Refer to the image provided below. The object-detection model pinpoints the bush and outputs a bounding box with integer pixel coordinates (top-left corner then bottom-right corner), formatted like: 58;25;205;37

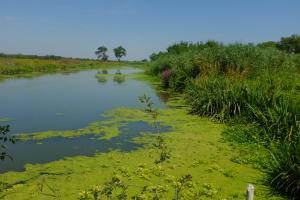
148;55;173;75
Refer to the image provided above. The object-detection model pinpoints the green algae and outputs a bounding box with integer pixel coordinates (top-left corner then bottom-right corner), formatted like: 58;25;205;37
0;117;14;123
16;118;125;141
0;105;284;199
14;107;161;141
55;112;64;116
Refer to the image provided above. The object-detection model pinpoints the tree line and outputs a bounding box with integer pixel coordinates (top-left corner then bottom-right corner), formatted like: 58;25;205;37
258;34;300;53
149;34;300;62
95;46;127;61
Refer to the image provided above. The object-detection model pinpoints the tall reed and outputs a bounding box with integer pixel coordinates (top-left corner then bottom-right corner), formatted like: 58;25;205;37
149;41;300;198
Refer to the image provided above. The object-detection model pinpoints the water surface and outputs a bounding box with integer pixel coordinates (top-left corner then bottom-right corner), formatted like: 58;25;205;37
1;121;170;172
0;67;167;172
0;68;164;134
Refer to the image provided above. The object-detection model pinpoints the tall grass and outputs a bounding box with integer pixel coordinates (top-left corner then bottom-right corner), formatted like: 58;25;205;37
268;140;300;199
149;41;300;198
149;43;295;90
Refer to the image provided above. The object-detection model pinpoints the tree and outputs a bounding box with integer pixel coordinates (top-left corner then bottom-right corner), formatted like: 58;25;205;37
113;46;126;61
277;34;300;54
95;46;108;61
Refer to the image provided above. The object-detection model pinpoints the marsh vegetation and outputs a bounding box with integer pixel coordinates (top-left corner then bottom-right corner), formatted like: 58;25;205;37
148;36;300;199
0;35;299;199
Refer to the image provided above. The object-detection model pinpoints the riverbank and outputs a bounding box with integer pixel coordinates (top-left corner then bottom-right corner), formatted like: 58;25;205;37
0;69;284;199
0;56;145;78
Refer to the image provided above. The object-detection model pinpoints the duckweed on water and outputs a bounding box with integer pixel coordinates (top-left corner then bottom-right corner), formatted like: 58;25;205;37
0;105;284;199
16;118;122;141
15;107;161;141
0;118;14;123
55;112;64;116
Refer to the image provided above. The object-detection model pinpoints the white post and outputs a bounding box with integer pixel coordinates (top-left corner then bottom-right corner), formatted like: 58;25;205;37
246;184;254;200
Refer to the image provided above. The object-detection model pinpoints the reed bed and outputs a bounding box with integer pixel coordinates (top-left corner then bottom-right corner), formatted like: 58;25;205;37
149;41;300;198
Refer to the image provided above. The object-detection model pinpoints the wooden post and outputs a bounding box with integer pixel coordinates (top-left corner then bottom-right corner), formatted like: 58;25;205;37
246;184;254;200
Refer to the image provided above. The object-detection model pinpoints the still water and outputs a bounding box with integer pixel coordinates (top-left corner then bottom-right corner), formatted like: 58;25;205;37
0;67;168;172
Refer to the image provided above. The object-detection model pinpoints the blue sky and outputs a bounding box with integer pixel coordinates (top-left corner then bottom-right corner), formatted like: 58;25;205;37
0;0;299;60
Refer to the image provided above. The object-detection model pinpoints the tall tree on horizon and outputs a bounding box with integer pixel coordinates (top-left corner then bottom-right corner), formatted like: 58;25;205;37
95;46;109;61
113;46;126;61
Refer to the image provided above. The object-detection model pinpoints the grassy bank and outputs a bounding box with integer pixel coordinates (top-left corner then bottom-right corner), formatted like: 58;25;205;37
0;55;145;77
148;41;300;198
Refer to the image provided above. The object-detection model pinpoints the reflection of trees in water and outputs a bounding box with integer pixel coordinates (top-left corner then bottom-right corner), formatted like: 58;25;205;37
95;69;109;84
95;69;126;84
113;70;125;84
113;74;125;84
97;69;108;74
116;69;121;75
96;75;108;84
102;69;108;74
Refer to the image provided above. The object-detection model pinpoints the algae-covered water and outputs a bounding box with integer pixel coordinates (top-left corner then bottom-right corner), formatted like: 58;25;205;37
0;67;166;172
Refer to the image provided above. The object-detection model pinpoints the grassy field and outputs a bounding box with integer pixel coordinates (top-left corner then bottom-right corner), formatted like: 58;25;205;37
0;56;145;78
